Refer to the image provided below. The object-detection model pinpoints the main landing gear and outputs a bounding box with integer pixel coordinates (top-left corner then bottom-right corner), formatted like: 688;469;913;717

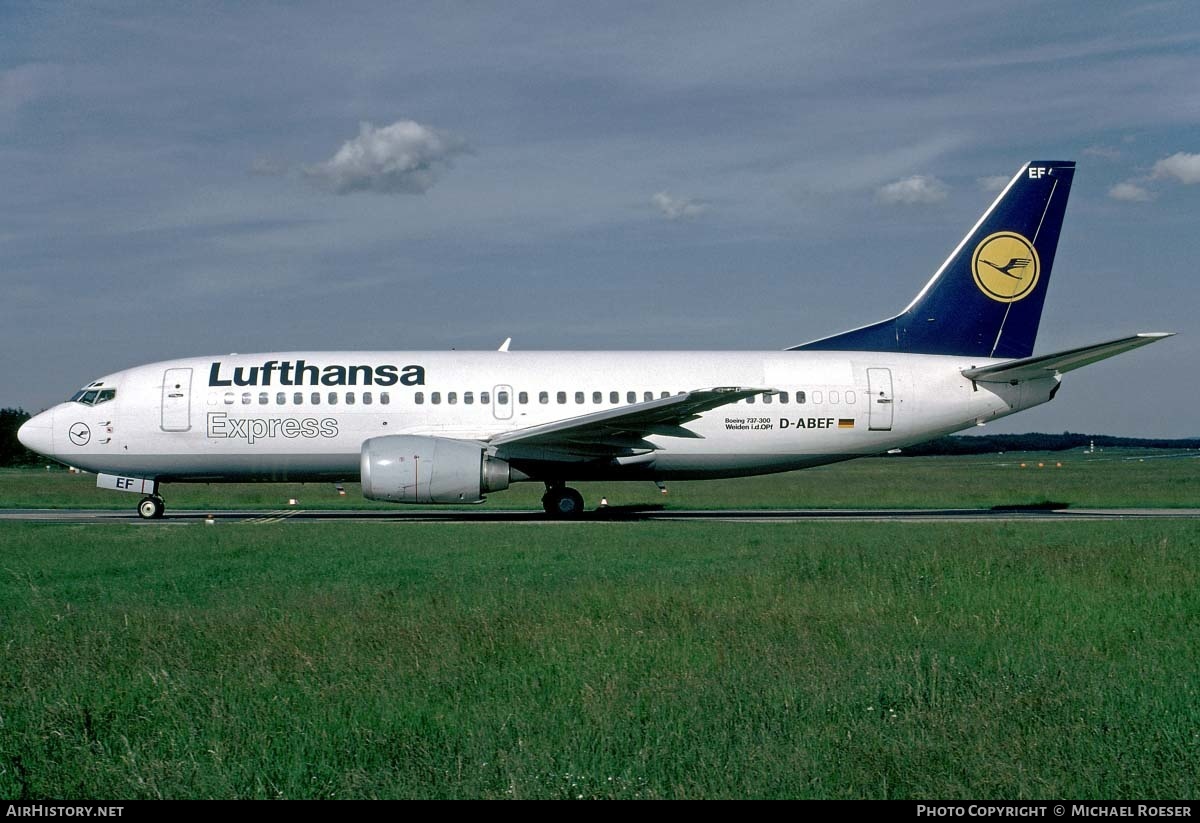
542;484;584;518
137;495;165;519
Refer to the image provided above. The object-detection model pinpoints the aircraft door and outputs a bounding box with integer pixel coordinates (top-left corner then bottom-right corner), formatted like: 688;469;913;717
492;384;513;420
867;367;894;431
161;368;193;432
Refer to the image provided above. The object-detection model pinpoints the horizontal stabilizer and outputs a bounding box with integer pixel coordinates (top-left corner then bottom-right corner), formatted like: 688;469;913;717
962;333;1174;383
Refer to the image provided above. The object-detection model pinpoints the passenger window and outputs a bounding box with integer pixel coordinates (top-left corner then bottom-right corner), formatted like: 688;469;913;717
414;392;424;404
830;390;839;404
447;392;457;405
643;392;653;402
362;392;372;405
610;391;619;404
779;391;789;404
762;393;772;404
380;393;390;405
813;391;823;404
242;392;252;405
797;391;806;404
328;392;338;405
224;392;234;405
294;392;304;405
277;392;286;405
431;392;441;405
593;391;602;404
518;391;528;404
661;391;670;399
557;391;566;404
847;390;856;404
575;391;584;404
627;391;637;403
311;392;321;405
259;392;269;405
480;391;490;404
498;391;509;404
539;391;549;404
346;392;356;405
746;395;755;404
464;392;474;405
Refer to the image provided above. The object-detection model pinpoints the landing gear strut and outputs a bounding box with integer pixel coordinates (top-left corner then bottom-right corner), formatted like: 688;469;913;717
137;495;165;519
542;484;585;518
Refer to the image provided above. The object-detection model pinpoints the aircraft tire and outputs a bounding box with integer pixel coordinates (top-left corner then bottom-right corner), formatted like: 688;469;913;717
138;496;165;519
543;487;585;518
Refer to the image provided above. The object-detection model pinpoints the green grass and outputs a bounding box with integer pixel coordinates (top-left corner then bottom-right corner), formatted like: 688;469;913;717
2;520;1198;798
3;448;1199;511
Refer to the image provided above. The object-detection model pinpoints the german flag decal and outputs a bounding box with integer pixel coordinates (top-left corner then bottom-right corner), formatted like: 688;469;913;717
838;419;855;429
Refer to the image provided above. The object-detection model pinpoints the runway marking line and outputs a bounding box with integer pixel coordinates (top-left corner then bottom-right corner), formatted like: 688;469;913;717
243;510;303;524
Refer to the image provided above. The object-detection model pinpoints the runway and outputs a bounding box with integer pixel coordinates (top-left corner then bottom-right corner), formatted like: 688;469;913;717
4;506;1200;525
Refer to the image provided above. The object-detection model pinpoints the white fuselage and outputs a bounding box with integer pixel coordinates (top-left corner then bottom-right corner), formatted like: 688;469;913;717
24;350;1056;484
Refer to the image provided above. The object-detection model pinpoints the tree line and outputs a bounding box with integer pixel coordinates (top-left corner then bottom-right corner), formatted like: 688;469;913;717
902;432;1200;456
1;409;40;466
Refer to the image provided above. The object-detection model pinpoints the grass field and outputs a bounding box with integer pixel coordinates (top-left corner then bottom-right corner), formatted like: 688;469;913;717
3;448;1199;512
2;518;1198;799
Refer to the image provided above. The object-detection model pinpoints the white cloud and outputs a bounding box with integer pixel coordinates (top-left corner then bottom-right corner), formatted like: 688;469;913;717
305;120;470;195
651;191;708;219
1109;181;1153;202
977;175;1009;192
876;175;948;205
1151;152;1200;184
1082;145;1121;160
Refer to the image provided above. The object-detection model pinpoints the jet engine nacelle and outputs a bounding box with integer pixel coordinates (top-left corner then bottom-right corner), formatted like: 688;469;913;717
360;435;510;504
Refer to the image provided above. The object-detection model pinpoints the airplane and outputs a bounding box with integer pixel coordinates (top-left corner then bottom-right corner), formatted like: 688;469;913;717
17;160;1173;518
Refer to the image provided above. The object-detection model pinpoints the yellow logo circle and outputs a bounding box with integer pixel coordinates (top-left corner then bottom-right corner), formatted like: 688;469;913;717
971;232;1040;303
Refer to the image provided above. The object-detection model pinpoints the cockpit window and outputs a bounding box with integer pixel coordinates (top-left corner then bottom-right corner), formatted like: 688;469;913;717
71;387;117;406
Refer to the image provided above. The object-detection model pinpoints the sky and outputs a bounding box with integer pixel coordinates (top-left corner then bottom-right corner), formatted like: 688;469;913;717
2;1;1198;437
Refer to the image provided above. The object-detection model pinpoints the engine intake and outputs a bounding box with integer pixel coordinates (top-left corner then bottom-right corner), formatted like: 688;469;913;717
360;435;510;504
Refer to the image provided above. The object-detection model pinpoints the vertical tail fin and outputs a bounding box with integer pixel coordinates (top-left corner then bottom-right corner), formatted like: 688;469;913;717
791;161;1075;358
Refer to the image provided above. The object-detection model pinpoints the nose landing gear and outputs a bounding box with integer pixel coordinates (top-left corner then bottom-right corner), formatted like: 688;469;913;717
137;495;165;519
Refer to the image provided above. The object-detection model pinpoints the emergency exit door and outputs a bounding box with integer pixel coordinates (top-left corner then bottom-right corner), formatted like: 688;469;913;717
867;368;894;431
492;384;513;420
161;368;193;432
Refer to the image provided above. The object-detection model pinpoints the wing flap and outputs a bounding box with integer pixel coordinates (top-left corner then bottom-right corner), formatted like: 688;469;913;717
962;333;1174;383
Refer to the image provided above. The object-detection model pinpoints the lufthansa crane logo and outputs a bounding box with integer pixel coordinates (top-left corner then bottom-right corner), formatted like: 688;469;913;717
971;232;1041;303
69;422;91;446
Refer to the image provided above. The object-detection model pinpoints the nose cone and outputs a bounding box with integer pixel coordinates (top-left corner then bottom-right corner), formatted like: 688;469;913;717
18;409;55;458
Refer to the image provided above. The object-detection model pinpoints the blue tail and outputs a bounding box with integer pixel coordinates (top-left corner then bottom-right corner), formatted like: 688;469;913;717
790;161;1075;359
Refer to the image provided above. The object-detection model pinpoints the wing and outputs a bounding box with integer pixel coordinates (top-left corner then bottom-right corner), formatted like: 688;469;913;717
488;387;771;461
961;333;1173;384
